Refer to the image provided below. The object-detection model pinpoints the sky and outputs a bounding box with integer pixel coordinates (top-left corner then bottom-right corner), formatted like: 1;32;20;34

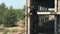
0;0;25;9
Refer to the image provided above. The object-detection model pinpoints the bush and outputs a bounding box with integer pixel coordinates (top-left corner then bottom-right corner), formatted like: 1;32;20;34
0;3;25;27
3;9;18;27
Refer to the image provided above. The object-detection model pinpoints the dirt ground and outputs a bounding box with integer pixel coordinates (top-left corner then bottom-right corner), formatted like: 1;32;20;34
0;20;25;34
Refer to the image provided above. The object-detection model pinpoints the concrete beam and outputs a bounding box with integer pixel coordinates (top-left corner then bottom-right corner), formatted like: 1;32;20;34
57;12;60;14
37;12;55;15
37;11;60;15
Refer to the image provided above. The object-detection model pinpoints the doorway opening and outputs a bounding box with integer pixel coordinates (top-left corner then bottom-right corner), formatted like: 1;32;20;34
30;0;55;34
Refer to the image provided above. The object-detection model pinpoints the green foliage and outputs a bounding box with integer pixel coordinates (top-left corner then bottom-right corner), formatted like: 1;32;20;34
0;3;25;27
3;31;7;34
3;7;18;27
13;9;25;20
0;3;8;24
17;9;25;20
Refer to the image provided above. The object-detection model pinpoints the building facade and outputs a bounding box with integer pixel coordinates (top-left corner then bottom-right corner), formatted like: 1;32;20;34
25;0;60;34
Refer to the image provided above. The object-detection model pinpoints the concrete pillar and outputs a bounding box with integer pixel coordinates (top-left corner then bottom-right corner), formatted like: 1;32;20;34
55;0;58;12
54;0;58;34
27;0;30;34
25;0;28;34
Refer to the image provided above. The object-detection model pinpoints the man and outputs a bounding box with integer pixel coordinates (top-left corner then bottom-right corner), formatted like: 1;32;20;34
29;5;38;34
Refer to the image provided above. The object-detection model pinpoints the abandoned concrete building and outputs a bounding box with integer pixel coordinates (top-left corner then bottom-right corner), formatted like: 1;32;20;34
25;0;60;34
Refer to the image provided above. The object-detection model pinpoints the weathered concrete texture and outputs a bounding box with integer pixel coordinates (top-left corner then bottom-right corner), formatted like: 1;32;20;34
25;0;59;34
58;0;60;12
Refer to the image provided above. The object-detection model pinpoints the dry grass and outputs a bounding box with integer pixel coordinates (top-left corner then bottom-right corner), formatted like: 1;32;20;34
0;20;25;34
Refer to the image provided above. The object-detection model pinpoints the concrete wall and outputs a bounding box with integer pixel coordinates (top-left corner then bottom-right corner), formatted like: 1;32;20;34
58;0;60;12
